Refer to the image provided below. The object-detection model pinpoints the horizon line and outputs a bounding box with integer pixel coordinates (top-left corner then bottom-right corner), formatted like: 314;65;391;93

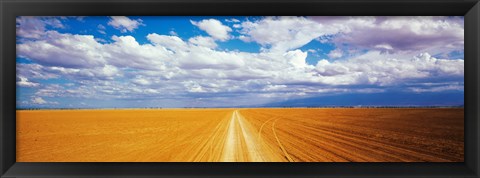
16;105;465;110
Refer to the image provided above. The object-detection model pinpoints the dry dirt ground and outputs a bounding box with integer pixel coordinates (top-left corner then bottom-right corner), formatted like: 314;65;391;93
17;108;464;162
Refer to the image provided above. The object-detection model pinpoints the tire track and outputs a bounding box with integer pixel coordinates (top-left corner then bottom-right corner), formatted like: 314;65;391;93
271;119;294;162
257;117;276;141
239;108;464;162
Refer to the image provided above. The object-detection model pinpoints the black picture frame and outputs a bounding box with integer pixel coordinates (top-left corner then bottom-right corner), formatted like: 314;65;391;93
1;0;479;177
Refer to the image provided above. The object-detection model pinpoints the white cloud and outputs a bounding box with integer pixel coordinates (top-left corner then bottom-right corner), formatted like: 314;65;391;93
169;30;178;36
17;63;59;79
30;96;58;105
284;50;308;68
43;18;65;29
17;76;39;87
238;35;250;42
147;33;188;50
32;97;47;104
16;17;46;39
327;48;343;58
97;24;106;34
17;31;105;68
17;29;464;99
238;16;463;58
191;19;232;41
262;84;287;91
225;18;240;23
146;33;246;70
409;84;464;93
183;81;206;93
16;16;465;107
105;35;173;71
132;77;151;86
178;47;246;70
75;16;86;22
16;17;65;39
108;16;144;33
101;65;120;78
188;36;218;48
315;51;464;85
325;16;464;56
238;16;347;52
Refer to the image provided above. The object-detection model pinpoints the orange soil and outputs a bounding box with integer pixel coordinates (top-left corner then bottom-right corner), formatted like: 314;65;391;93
239;108;464;162
16;108;463;162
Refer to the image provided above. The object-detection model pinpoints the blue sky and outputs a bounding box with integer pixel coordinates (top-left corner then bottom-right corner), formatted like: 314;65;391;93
16;16;464;108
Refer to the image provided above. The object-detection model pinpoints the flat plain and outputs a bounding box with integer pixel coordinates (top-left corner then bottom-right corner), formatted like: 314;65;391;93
16;108;464;162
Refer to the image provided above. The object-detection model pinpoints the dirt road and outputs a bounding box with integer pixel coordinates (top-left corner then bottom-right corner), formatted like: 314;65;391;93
221;110;284;162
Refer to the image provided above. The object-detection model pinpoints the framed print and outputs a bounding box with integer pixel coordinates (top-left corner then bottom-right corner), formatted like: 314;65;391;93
1;0;479;177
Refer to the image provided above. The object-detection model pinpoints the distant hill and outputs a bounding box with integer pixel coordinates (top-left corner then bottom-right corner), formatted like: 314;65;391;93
261;91;464;107
17;91;464;110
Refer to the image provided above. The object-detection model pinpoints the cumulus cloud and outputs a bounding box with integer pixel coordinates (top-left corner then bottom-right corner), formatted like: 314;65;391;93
191;19;232;41
188;36;218;48
315;52;464;85
16;17;46;39
17;76;39;87
16;16;464;108
132;77;151;86
238;16;463;57
32;97;47;104
284;50;308;68
145;33;248;70
17;31;105;68
17;63;59;79
328;48;343;58
30;96;58;105
16;30;464;96
16;16;65;39
105;35;172;71
312;16;464;56
147;33;188;50
17;58;119;82
238;16;348;52
108;16;144;33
